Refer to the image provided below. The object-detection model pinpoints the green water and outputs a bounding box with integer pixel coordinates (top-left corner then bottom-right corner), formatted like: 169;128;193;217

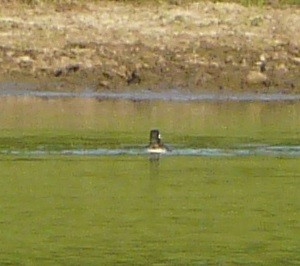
0;96;299;265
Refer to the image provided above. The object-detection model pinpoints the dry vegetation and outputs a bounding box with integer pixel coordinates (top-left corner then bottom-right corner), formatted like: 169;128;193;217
0;0;299;92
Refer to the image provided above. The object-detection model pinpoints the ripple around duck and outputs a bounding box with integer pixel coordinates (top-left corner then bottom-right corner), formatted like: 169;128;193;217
1;145;300;157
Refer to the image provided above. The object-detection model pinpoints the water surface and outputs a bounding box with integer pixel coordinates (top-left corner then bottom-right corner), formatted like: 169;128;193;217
0;93;299;264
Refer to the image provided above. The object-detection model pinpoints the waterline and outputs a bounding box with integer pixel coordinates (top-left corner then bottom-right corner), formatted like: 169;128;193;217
1;89;300;102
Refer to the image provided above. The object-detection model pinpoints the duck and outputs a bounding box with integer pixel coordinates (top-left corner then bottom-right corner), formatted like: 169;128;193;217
147;129;169;154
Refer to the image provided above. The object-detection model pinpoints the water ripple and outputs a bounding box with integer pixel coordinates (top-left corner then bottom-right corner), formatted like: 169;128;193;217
1;145;300;157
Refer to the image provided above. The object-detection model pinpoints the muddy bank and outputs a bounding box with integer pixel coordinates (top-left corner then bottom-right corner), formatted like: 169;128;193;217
0;1;299;92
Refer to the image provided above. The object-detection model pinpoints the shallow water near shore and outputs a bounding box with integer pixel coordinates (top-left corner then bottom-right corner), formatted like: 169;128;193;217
0;93;299;264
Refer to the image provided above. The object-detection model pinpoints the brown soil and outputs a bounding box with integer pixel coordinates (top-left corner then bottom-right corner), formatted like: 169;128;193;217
0;1;299;92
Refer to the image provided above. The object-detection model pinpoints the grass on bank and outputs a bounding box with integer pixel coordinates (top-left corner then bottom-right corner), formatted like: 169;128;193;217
1;0;299;6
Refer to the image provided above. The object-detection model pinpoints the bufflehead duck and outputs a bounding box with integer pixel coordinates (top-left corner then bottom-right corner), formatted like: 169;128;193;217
147;129;169;154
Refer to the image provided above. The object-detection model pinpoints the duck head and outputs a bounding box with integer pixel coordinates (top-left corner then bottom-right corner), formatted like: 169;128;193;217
149;129;162;146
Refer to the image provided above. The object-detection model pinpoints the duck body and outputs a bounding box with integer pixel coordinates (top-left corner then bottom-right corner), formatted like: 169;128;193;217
147;145;167;154
147;129;169;154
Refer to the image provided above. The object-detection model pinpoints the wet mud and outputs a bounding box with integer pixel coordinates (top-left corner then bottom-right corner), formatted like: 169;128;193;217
0;1;299;93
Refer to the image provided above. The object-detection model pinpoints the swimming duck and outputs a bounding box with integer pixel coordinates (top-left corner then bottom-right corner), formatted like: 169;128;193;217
147;129;169;154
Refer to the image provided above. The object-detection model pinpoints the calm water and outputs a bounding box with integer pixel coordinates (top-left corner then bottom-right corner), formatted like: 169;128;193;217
0;93;299;265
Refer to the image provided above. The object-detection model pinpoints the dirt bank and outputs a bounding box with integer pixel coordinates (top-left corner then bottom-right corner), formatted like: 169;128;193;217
0;1;299;92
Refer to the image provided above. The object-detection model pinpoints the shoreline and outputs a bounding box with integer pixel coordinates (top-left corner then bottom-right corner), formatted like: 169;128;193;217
0;1;299;93
1;86;300;102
